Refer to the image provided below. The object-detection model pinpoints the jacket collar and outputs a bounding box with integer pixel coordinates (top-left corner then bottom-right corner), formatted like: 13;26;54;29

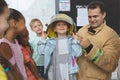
87;23;106;35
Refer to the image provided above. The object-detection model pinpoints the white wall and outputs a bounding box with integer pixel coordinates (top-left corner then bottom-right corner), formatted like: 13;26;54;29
5;0;55;39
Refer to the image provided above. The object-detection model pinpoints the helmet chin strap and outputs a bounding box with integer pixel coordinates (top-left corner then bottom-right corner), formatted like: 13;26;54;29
73;22;77;33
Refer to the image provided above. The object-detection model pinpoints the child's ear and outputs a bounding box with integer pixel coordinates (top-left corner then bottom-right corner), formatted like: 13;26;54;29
8;19;16;28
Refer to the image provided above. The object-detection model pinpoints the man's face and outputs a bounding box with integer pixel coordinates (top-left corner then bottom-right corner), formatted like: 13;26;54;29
88;7;106;28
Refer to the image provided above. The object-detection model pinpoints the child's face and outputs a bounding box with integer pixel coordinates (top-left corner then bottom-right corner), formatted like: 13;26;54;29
54;21;69;36
16;18;26;34
31;21;43;34
0;16;9;32
0;7;9;32
3;7;10;19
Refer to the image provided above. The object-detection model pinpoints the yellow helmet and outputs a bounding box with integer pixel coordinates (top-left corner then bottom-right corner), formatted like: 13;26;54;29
47;13;75;38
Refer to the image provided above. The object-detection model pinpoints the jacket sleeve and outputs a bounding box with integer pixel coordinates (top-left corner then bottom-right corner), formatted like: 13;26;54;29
86;34;120;72
72;39;83;57
37;38;56;73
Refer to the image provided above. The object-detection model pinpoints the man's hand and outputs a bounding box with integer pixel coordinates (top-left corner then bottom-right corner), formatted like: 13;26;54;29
79;36;91;48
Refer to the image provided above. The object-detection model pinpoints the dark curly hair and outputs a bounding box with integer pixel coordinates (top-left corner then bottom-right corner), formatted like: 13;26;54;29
8;8;24;22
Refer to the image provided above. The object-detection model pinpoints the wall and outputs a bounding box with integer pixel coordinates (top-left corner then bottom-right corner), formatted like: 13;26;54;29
5;0;55;39
58;0;120;36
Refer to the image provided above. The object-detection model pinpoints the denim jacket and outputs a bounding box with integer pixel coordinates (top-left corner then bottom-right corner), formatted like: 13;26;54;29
37;36;83;74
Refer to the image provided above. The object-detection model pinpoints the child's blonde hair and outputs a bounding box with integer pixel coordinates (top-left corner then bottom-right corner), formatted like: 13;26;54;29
29;18;43;29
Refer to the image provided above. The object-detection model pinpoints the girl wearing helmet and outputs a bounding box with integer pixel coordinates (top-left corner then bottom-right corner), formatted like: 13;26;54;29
37;13;83;80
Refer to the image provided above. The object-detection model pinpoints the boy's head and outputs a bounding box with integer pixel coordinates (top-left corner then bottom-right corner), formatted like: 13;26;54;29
47;13;74;38
29;18;43;34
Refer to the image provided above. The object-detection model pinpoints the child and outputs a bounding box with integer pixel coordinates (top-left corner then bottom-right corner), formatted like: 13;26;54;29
16;28;43;80
0;8;27;80
37;13;83;80
29;18;47;77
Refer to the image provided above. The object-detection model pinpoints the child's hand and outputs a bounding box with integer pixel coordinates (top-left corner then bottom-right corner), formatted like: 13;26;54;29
72;32;79;40
41;31;48;39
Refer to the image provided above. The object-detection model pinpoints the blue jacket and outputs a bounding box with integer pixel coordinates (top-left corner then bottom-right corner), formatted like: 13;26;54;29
38;36;83;74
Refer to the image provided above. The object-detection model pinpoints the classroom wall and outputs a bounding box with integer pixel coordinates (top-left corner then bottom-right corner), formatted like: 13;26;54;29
5;0;55;39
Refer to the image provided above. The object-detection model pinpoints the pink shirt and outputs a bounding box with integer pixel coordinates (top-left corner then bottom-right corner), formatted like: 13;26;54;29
0;38;28;80
0;38;15;65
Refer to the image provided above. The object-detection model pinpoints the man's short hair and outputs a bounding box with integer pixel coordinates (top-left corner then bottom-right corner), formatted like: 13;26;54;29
88;1;106;14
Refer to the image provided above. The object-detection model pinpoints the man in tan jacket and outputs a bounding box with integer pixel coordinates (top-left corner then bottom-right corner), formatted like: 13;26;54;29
77;1;120;80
